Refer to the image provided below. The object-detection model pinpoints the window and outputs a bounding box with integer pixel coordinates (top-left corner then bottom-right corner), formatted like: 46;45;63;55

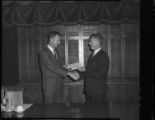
52;24;108;67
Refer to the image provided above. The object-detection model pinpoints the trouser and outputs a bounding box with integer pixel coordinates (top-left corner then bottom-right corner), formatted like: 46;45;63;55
85;94;106;103
42;79;64;103
83;94;110;118
43;88;63;103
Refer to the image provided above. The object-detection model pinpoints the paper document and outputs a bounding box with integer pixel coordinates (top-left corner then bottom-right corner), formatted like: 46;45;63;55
23;104;33;110
67;62;81;71
67;62;85;71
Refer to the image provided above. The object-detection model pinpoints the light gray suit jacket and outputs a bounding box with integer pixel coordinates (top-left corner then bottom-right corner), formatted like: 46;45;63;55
39;46;67;103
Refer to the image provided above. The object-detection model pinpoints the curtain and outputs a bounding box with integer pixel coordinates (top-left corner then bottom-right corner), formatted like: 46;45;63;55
2;1;140;26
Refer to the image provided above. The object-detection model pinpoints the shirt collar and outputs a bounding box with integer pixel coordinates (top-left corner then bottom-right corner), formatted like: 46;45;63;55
93;47;102;56
47;45;55;55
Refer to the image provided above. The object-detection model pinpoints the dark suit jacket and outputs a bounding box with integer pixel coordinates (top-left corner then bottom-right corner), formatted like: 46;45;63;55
39;46;67;103
80;49;110;96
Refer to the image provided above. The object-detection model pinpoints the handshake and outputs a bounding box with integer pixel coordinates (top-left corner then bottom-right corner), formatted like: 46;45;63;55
67;71;80;81
63;63;84;81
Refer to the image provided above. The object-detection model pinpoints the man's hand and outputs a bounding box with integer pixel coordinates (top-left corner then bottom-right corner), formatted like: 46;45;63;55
63;64;72;71
67;71;80;81
78;67;85;72
63;64;68;70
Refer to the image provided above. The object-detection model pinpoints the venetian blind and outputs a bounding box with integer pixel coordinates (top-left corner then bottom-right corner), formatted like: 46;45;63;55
67;26;79;64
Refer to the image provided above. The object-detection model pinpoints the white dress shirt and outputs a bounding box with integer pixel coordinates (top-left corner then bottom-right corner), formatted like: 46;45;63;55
93;48;102;56
47;45;55;55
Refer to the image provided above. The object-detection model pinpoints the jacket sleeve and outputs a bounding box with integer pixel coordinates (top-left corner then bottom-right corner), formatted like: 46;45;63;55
86;53;110;79
76;70;85;80
39;51;68;78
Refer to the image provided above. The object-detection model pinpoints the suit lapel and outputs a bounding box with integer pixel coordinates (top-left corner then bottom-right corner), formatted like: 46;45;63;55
87;52;93;64
45;46;55;57
93;49;102;58
45;46;60;62
86;49;102;67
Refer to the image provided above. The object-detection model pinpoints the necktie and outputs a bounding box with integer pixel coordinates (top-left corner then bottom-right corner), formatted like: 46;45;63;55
54;50;58;59
86;52;94;68
88;52;94;61
90;51;95;58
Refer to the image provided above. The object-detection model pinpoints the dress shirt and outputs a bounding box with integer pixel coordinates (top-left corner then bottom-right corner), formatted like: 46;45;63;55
93;48;102;56
47;45;55;55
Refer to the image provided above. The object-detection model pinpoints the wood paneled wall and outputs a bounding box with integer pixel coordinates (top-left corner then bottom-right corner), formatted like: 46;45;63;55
2;26;18;86
18;24;139;83
17;24;139;103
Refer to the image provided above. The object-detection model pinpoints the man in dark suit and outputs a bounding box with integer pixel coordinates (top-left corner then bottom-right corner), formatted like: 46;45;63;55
39;31;79;103
78;33;110;103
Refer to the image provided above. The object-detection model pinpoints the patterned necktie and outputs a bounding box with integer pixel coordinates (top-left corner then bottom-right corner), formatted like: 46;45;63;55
88;52;94;62
54;50;58;59
90;51;95;59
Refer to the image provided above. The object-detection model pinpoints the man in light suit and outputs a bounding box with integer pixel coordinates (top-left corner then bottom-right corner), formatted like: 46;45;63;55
39;31;79;103
78;33;110;103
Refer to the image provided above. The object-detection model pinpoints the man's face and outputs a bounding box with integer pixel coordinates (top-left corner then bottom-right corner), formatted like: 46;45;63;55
50;35;61;48
88;37;100;50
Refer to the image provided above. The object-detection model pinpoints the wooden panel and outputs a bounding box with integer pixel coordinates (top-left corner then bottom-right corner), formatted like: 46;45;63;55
18;27;29;83
109;101;139;120
64;81;139;102
124;24;139;79
18;84;43;103
18;26;42;84
2;26;18;85
33;26;41;82
27;27;34;82
110;25;122;79
106;83;139;101
15;80;139;103
110;36;122;78
111;24;121;36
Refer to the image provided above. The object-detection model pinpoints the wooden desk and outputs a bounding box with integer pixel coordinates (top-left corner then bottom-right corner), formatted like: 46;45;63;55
1;103;109;118
1;102;138;119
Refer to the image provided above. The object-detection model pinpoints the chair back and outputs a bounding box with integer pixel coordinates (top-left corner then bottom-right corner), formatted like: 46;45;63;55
1;87;5;102
6;87;23;106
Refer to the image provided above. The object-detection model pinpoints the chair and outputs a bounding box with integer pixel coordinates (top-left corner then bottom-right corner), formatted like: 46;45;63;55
1;87;5;101
5;87;23;106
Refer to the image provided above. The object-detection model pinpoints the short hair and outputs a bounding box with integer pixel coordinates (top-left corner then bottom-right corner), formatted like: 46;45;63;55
89;33;104;46
47;31;61;44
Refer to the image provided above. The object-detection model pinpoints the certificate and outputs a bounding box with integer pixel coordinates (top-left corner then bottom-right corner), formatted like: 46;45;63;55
67;62;81;71
66;62;85;72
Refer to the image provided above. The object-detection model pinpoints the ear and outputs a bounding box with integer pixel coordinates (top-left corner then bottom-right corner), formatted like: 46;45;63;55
53;36;57;42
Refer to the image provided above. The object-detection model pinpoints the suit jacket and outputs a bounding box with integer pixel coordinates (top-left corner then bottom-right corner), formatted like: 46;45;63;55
39;46;67;103
80;49;110;96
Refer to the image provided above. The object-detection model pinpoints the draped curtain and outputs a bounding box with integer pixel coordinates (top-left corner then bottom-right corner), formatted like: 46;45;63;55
2;1;140;26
